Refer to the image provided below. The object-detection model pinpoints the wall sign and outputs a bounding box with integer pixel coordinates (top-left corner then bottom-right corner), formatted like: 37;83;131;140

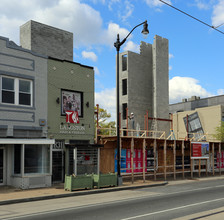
59;124;85;135
66;111;79;124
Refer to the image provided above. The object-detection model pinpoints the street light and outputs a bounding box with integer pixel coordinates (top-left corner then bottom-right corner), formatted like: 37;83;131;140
114;20;149;185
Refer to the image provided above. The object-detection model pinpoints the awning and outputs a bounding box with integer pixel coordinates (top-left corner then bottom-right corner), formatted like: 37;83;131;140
65;143;104;148
0;138;55;145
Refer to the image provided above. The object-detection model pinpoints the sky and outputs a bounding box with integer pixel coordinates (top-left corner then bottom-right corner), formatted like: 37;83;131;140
1;0;224;121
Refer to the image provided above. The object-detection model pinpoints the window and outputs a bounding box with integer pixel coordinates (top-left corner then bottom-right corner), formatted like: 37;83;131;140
14;145;21;174
1;76;32;106
122;54;127;71
122;103;127;120
122;79;127;95
24;145;50;174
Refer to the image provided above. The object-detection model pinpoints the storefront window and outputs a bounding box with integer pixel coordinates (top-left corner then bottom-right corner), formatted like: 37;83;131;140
14;145;21;174
24;145;50;174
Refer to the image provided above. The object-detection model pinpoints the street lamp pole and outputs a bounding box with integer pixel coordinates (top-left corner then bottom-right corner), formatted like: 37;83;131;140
114;20;149;183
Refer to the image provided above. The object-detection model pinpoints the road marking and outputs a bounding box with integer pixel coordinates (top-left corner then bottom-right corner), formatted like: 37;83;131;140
121;197;224;220
2;184;224;219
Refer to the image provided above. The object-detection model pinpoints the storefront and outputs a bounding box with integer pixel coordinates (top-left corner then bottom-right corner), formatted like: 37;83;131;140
0;139;54;189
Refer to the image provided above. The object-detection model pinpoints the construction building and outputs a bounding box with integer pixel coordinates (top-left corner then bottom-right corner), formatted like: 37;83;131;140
119;35;170;137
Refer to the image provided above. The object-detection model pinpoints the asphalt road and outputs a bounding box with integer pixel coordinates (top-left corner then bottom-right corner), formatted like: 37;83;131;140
1;178;224;220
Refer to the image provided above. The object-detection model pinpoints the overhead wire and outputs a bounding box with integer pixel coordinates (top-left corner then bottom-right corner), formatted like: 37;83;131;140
158;0;224;35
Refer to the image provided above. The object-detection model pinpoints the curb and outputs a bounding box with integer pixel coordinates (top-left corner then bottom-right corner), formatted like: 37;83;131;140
0;181;168;206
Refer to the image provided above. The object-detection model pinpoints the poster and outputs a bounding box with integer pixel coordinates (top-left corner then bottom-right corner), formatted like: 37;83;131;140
61;90;82;116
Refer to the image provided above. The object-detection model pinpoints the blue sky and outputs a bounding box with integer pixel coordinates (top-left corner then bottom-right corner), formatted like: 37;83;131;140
1;0;224;120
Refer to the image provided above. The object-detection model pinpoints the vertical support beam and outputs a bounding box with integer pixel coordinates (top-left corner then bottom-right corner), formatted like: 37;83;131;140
173;140;176;180
198;159;201;178
182;140;185;179
50;144;53;176
219;142;221;176
143;139;146;183
212;143;215;176
126;107;128;136
164;140;167;181
131;138;134;184
21;144;25;177
147;110;149;137
97;148;100;175
154;139;157;181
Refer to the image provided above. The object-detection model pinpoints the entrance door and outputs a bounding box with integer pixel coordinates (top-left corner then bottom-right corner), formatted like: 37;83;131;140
52;151;64;182
0;148;4;184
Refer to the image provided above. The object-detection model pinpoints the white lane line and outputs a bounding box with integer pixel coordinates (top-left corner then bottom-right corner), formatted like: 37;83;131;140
121;197;224;220
3;184;224;219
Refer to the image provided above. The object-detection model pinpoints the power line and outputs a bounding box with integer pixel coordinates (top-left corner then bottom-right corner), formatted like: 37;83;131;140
158;0;224;35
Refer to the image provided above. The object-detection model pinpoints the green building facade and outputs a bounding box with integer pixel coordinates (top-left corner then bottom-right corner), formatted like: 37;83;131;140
48;58;99;182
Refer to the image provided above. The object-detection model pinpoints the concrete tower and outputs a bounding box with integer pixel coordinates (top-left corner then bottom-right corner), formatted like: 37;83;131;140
119;35;170;136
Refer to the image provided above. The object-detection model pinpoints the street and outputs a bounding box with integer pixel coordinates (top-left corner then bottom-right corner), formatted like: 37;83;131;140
1;178;224;220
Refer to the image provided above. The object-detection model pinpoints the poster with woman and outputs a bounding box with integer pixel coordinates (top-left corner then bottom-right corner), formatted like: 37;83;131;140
61;90;82;116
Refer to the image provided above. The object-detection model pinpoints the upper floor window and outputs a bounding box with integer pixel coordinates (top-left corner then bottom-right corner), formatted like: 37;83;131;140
122;79;127;95
1;76;32;106
122;54;127;71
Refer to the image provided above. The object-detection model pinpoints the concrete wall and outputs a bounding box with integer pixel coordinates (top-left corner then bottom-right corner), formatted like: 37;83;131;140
119;35;169;136
20;20;73;61
152;36;169;132
47;58;95;143
0;36;48;138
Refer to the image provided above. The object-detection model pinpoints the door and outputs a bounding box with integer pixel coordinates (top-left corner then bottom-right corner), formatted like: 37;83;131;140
0;148;4;185
52;151;64;182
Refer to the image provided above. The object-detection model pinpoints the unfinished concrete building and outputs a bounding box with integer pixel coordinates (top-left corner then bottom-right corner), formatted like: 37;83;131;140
119;35;170;137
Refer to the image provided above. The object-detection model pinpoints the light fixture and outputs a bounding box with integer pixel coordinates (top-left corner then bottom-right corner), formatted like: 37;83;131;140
56;97;60;104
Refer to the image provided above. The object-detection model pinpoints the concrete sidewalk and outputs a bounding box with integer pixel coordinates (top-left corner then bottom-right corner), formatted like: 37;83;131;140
0;180;168;206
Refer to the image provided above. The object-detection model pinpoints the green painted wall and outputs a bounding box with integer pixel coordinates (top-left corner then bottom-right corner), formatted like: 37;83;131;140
47;58;95;143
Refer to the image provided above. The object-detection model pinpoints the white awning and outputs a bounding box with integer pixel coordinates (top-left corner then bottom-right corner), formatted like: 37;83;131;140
0;138;55;145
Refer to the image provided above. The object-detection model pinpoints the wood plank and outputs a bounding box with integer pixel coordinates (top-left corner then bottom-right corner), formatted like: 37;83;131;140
212;143;215;176
154;139;157;181
182;140;185;179
164;140;167;181
131;138;134;184
143;139;146;183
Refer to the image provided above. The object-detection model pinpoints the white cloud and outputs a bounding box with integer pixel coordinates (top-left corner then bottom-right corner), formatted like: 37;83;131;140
169;53;174;59
0;0;130;48
94;66;100;76
145;0;172;7
169;66;172;71
82;51;98;62
102;22;130;47
217;89;224;95
123;41;140;53
194;0;210;10
121;0;134;22
212;0;224;28
95;88;116;121
169;76;212;104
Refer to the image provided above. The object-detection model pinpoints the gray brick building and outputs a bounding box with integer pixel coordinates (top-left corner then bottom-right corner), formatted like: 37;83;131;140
119;35;170;136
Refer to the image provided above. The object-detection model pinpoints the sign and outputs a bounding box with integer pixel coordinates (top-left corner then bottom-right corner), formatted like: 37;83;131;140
59;124;85;135
192;143;202;157
62;90;82;117
191;142;209;158
66;111;79;124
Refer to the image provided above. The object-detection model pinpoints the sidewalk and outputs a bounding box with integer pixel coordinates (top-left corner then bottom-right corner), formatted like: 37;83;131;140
0;180;168;206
